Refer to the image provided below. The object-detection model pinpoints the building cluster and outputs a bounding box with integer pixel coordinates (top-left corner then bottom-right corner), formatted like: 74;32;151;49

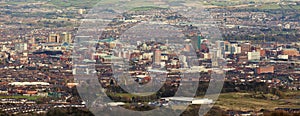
205;41;300;90
0;1;299;115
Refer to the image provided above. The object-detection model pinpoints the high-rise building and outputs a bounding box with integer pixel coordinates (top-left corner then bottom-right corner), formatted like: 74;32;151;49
224;41;231;55
216;41;225;49
240;43;252;54
197;35;202;50
60;32;72;43
216;41;225;57
14;43;28;52
230;44;242;55
48;33;60;43
153;49;161;65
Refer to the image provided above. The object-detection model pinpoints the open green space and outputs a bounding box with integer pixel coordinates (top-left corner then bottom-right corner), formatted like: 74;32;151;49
106;92;156;98
0;95;42;101
3;0;299;11
214;92;300;111
2;0;101;8
131;6;168;11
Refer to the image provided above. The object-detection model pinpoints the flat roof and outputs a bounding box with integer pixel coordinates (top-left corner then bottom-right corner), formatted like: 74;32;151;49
160;97;214;104
9;82;50;86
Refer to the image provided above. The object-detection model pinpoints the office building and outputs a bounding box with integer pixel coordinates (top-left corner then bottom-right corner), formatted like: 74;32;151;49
248;51;260;60
48;33;60;43
60;32;72;43
153;49;161;65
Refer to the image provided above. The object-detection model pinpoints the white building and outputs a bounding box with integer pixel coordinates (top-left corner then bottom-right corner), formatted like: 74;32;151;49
9;82;50;86
248;51;260;60
230;43;241;54
161;97;213;105
278;55;289;60
14;43;28;52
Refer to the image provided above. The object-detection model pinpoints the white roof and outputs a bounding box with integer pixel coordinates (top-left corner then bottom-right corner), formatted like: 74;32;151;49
107;102;125;106
135;75;148;78
148;69;168;73
162;97;194;102
161;97;213;105
9;82;50;86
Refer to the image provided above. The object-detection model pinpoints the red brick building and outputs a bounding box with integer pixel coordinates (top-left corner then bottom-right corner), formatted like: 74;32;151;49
240;43;251;54
281;49;299;57
238;55;248;64
257;66;274;74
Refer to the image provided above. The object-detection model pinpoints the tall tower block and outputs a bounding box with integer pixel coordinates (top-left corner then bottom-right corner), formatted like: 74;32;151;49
197;34;202;50
153;49;161;65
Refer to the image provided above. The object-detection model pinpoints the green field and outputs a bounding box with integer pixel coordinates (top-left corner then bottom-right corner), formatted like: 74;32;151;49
0;95;42;101
131;6;168;11
106;92;156;98
3;0;300;11
104;91;300;112
2;0;101;8
214;92;300;111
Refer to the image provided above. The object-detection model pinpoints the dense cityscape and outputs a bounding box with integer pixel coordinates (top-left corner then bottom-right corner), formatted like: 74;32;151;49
0;0;299;116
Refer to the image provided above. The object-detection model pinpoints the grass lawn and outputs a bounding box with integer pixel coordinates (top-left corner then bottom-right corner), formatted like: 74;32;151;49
106;92;156;98
131;6;168;11
214;92;300;111
0;95;42;101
